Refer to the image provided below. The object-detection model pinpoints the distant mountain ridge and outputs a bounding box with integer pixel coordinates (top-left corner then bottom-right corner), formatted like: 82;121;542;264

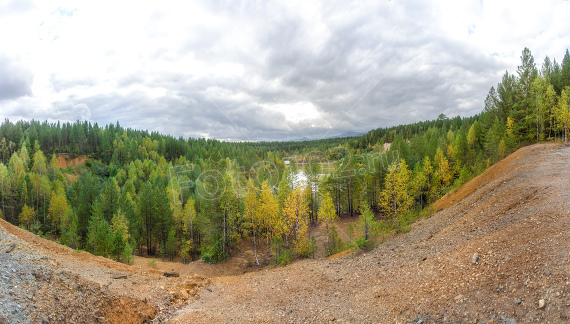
285;130;365;142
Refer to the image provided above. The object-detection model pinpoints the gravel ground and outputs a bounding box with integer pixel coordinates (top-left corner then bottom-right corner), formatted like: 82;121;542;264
0;226;52;323
0;217;208;324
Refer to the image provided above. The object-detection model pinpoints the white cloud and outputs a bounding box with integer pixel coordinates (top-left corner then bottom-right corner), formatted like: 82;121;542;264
0;0;569;140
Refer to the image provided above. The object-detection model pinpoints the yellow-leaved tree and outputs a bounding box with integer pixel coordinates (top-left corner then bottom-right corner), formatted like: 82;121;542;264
555;89;570;142
19;205;37;231
318;192;337;254
379;160;412;231
182;198;196;261
257;181;279;264
283;187;310;256
434;147;452;190
48;189;71;231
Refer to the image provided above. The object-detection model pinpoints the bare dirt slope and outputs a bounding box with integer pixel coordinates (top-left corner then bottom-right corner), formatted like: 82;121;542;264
169;143;570;323
0;218;209;324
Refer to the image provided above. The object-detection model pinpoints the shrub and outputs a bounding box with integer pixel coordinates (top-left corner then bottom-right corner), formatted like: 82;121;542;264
271;237;292;265
200;234;228;264
325;226;344;257
355;236;376;250
148;258;157;268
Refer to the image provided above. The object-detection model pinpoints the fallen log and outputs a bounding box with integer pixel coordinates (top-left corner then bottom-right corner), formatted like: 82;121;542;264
163;272;180;277
113;275;128;279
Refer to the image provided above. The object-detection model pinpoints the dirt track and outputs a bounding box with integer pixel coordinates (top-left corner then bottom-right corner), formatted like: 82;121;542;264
2;143;570;323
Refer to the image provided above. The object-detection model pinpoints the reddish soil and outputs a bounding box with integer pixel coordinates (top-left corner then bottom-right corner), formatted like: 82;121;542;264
56;154;87;169
3;143;570;323
57;154;87;184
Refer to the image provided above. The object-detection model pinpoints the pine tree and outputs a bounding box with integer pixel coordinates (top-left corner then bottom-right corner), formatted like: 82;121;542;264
182;198;197;260
60;210;80;249
137;182;155;255
165;227;177;261
243;180;260;265
562;49;570;88
515;47;538;139
76;173;100;241
100;178;120;222
87;211;113;256
358;203;377;245
0;163;9;221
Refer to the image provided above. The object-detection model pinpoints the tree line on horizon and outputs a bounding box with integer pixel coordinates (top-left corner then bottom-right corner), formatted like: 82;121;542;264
0;47;569;265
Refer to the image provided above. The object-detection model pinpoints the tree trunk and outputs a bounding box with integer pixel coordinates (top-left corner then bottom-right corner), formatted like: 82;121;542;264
253;229;260;265
265;231;270;264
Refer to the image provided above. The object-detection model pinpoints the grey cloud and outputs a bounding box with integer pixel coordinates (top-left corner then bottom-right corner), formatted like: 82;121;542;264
46;102;92;121
5;0;519;142
0;54;34;100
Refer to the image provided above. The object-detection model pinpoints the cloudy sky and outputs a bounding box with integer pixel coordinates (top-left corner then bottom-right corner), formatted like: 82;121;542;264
0;0;569;141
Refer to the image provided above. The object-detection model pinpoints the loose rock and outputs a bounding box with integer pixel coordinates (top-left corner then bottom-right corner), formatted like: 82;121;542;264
472;253;479;264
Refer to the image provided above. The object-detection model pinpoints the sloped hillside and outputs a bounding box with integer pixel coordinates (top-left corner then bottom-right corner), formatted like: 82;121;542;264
0;217;209;324
168;143;570;323
2;143;570;323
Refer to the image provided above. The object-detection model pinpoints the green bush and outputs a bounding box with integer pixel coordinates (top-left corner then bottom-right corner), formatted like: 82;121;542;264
325;226;344;257
200;234;228;264
355;236;377;250
277;249;292;265
148;258;157;268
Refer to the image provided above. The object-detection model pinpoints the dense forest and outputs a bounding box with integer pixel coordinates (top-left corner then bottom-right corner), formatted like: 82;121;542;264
1;47;569;265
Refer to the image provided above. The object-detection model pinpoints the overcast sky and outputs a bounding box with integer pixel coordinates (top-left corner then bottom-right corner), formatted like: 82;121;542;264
1;0;569;141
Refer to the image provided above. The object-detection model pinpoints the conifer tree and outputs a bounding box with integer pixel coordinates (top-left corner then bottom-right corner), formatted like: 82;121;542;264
243;180;260;265
87;211;112;256
100;178;120;222
358;203;377;243
379;160;412;231
182;198;197;259
60;210;80;249
165;227;177;261
319;192;338;255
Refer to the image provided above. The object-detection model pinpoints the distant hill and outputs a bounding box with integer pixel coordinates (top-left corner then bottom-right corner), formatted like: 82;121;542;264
285;131;365;142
